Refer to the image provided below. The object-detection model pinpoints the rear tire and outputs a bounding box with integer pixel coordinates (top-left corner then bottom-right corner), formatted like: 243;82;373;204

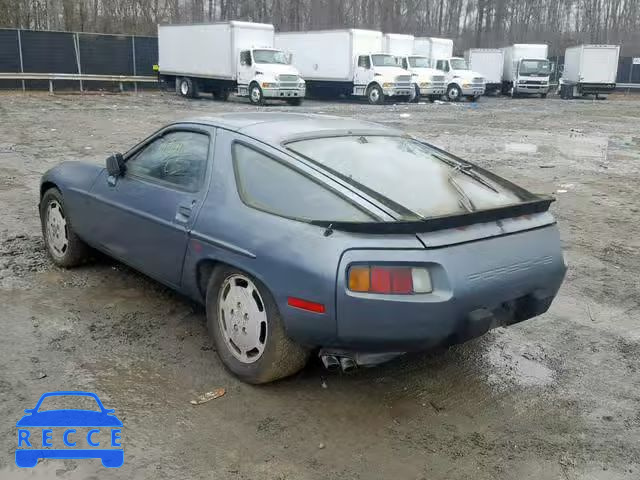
206;266;309;384
541;93;547;99
213;88;230;101
178;77;196;98
40;188;90;268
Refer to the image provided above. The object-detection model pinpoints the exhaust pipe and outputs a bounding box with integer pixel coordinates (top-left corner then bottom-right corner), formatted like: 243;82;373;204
339;356;357;373
320;354;340;372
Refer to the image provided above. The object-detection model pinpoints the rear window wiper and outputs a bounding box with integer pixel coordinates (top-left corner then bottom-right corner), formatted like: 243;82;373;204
434;154;499;194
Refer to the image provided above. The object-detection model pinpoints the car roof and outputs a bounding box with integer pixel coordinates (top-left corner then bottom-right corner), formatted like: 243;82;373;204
182;112;402;144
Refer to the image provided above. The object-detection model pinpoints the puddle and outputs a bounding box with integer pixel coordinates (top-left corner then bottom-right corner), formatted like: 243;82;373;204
485;340;555;390
505;143;538;154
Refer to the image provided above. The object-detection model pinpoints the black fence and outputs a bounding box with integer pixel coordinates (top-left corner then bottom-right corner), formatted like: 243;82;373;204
0;28;638;91
0;28;157;90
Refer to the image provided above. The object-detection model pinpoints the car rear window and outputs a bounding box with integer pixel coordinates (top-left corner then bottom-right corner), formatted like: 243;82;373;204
286;135;524;220
233;143;374;222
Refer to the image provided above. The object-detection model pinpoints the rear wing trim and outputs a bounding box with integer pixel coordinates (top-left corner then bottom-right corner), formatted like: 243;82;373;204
311;197;555;234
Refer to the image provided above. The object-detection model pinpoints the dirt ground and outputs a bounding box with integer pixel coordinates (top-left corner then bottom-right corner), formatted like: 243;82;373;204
0;90;639;480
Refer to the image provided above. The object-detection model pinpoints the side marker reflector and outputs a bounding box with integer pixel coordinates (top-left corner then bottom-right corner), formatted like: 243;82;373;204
287;297;326;314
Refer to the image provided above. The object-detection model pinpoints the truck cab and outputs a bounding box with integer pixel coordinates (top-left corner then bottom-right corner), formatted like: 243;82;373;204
434;57;486;101
509;58;552;97
396;55;446;102
236;48;306;104
352;53;413;104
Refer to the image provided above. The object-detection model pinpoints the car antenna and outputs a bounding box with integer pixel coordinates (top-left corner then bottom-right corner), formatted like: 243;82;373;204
323;223;334;237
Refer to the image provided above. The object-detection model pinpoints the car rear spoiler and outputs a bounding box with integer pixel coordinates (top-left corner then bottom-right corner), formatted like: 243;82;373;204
311;196;555;234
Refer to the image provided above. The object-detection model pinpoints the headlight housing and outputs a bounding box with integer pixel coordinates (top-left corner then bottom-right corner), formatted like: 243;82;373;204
420;82;431;88
382;82;394;88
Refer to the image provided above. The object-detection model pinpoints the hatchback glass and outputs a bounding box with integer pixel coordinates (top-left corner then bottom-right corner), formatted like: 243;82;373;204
287;136;525;220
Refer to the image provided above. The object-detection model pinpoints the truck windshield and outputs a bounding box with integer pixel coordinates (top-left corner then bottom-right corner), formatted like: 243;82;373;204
449;58;469;70
408;57;430;68
371;54;397;67
519;60;551;76
253;49;289;65
287;136;525;220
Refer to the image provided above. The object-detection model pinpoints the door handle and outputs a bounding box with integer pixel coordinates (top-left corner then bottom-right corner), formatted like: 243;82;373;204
175;200;196;224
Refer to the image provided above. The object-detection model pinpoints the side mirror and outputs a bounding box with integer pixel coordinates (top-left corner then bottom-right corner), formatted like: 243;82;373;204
106;153;125;177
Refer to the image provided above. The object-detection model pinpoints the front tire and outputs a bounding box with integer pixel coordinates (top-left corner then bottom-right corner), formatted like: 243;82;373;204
446;84;461;102
206;266;309;384
366;84;384;105
40;188;90;268
541;93;548;99
249;82;264;105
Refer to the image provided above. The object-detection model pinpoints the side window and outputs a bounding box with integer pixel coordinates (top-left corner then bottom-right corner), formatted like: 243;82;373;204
436;60;444;71
443;61;450;72
233;143;372;222
126;131;209;192
357;55;370;69
240;50;251;66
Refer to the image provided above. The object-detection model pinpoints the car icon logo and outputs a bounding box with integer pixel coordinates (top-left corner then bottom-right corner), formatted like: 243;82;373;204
16;391;123;468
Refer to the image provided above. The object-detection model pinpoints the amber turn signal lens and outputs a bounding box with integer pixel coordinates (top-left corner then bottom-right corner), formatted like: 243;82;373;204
348;266;371;292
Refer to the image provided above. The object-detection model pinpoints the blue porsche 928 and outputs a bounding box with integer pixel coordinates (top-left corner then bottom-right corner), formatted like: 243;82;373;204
39;113;566;383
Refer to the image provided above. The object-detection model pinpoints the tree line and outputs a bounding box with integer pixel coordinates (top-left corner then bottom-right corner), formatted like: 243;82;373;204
0;0;638;55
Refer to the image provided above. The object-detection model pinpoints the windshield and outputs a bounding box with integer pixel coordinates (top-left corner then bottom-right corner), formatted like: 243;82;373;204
253;49;289;65
371;54;397;67
450;58;469;70
519;59;551;76
287;136;524;220
408;56;430;68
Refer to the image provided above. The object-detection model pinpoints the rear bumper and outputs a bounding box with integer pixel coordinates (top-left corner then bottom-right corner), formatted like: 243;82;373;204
330;226;566;351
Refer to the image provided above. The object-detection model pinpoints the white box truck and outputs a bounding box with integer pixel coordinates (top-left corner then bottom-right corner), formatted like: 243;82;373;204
415;37;486;101
275;29;413;104
501;44;551;98
158;21;305;105
464;48;504;95
383;33;446;102
559;44;620;99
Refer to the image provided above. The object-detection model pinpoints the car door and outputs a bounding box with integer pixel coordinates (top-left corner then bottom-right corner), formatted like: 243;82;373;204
88;126;214;287
354;55;372;86
237;50;253;87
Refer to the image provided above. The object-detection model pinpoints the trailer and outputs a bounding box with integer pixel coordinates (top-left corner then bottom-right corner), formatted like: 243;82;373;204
383;33;446;101
464;48;504;95
158;21;305;105
275;29;413;104
501;44;551;98
559;45;620;99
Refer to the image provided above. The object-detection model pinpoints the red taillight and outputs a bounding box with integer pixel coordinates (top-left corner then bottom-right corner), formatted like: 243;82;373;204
287;297;326;313
348;265;433;295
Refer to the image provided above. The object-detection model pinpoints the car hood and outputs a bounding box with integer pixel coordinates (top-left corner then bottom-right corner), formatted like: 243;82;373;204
452;69;485;81
16;410;123;427
255;64;301;79
374;66;411;78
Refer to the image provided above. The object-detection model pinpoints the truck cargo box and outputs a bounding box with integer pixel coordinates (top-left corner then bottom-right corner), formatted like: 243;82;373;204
159;21;275;80
383;33;414;57
464;48;504;85
275;29;382;81
414;37;453;64
563;44;620;84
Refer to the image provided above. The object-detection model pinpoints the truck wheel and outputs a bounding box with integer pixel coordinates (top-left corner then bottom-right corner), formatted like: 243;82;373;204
206;266;309;384
286;97;303;106
366;84;384;105
40;188;90;268
249;82;264;105
178;77;196;98
540;93;547;99
446;84;461;102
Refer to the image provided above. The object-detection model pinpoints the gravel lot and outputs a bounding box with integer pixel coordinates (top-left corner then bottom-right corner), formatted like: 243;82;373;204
0;91;639;480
